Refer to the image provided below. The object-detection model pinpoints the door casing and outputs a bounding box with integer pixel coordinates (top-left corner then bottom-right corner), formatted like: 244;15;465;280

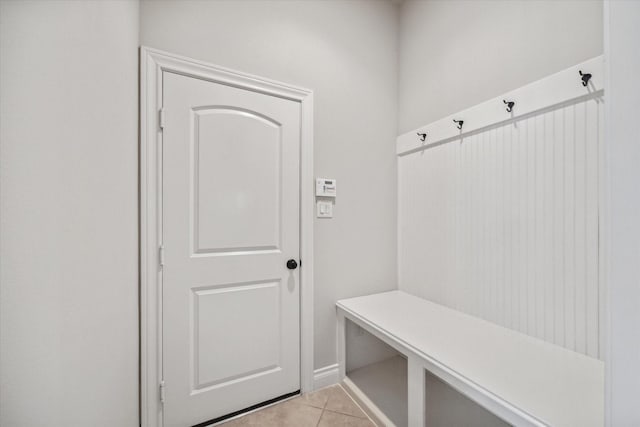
140;46;314;427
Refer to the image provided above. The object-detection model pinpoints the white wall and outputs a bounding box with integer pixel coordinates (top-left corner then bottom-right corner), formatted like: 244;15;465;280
0;1;139;426
140;0;399;371
604;1;640;425
396;2;605;357
398;0;603;134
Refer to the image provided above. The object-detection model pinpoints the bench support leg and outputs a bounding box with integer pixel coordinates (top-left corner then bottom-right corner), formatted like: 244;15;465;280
408;356;426;427
336;310;346;381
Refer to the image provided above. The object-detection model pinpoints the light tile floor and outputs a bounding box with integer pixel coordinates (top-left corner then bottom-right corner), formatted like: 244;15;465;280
220;385;377;426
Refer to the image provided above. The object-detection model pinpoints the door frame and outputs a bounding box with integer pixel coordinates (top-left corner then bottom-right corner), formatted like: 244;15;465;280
140;46;314;427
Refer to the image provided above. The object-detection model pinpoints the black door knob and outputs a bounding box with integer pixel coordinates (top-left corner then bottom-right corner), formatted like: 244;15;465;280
286;259;298;270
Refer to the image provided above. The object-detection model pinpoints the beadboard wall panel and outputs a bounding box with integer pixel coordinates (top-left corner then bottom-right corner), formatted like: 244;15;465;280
398;68;603;359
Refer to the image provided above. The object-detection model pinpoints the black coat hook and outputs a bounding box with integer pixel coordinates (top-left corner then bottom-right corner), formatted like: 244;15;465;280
503;100;515;113
579;70;592;87
453;119;464;130
417;132;427;142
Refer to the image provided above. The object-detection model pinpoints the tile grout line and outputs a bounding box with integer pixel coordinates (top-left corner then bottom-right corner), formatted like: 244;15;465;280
321;389;332;426
336;384;379;426
300;384;376;426
314;394;329;427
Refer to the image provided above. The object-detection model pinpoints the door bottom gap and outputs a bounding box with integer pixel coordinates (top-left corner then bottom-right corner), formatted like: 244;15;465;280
191;389;301;427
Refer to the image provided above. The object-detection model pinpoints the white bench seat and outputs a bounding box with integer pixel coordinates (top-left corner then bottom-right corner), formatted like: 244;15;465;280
336;291;604;427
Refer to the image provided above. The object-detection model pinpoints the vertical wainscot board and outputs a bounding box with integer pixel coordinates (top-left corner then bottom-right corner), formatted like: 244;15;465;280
397;57;604;359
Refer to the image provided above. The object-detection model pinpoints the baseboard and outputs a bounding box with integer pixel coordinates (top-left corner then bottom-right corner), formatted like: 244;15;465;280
313;363;340;390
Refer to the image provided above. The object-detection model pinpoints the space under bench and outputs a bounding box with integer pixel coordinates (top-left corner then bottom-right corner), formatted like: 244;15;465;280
336;291;604;427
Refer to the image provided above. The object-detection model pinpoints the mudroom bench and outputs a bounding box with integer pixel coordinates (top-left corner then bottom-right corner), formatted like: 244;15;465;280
336;291;604;427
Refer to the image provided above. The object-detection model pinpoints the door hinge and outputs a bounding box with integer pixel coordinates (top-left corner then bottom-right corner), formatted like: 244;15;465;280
159;380;166;404
159;108;165;129
159;245;165;267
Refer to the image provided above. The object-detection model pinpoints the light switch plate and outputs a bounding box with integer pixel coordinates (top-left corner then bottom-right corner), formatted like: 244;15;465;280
316;200;333;218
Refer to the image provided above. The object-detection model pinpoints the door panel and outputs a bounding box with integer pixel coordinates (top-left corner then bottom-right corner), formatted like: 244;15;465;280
162;71;301;427
192;280;281;390
193;107;281;254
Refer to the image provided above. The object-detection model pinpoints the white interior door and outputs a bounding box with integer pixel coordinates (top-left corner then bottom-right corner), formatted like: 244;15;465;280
162;71;301;427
